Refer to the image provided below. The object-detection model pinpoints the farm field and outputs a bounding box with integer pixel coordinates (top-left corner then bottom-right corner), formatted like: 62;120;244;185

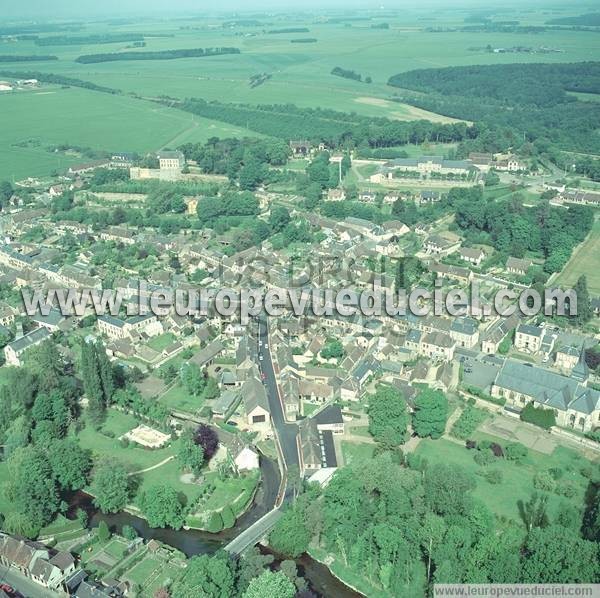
0;86;266;180
555;218;600;295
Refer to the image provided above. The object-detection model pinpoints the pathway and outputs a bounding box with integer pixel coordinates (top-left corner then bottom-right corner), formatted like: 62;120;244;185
128;455;175;476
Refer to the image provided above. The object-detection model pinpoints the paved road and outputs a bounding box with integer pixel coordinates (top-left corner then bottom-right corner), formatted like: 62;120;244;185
0;564;59;598
257;316;300;475
224;316;299;554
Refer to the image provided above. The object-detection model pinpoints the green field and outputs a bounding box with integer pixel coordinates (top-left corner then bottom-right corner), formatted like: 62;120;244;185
555;218;600;295
0;87;265;180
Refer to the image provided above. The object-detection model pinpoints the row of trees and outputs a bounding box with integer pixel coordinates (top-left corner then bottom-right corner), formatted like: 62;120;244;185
75;47;241;64
177;97;476;149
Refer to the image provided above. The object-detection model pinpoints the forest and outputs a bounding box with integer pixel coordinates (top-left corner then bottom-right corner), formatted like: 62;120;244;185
388;62;600;153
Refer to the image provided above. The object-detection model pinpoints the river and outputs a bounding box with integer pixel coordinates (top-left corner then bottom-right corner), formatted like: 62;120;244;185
68;457;360;597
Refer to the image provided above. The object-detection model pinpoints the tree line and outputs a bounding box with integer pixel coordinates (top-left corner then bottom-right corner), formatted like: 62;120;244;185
331;66;372;84
0;55;58;62
176;97;476;149
35;33;145;46
0;70;120;94
75;47;241;64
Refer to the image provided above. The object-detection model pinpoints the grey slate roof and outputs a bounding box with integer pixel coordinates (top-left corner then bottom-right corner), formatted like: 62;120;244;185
494;360;600;415
7;326;50;353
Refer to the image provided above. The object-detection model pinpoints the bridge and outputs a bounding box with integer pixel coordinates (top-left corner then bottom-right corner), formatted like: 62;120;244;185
224;507;283;556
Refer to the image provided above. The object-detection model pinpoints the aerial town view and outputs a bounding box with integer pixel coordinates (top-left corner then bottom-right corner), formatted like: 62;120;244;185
0;0;599;596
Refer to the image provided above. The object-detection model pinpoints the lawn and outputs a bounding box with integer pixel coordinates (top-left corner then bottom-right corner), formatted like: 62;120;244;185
77;409;175;472
555;218;600;295
147;332;177;352
341;440;375;465
158;383;203;414
414;437;592;523
200;471;259;515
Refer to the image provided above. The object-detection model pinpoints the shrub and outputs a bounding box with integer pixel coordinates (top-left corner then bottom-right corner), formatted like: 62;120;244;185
205;511;224;533
221;505;235;529
533;471;556;492
556;482;577;498
451;405;487;440
549;467;564;480
474;450;495;466
484;469;503;484
505;442;528;462
520;403;556;430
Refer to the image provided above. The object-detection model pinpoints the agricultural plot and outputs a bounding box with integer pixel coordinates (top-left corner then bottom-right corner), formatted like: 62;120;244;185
0;86;265;180
555;219;600;295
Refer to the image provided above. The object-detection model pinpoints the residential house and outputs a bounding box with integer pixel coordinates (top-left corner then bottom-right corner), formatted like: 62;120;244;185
555;345;580;373
419;331;455;361
327;188;346;201
506;257;532;276
514;323;544;354
4;327;51;366
429;262;473;284
450;317;480;348
459;247;485;267
241;376;271;434
423;235;460;256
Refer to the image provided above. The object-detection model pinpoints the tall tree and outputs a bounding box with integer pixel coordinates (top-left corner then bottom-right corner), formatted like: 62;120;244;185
368;386;409;446
90;461;131;513
412;388;448;439
243;571;296;598
5;446;60;535
178;428;205;476
138;484;185;529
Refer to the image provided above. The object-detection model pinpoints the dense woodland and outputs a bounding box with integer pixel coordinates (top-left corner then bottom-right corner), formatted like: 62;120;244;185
75;47;241;63
450;186;594;273
388;62;600;154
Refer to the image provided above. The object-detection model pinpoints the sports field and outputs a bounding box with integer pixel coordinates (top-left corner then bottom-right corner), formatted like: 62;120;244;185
555;218;600;295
